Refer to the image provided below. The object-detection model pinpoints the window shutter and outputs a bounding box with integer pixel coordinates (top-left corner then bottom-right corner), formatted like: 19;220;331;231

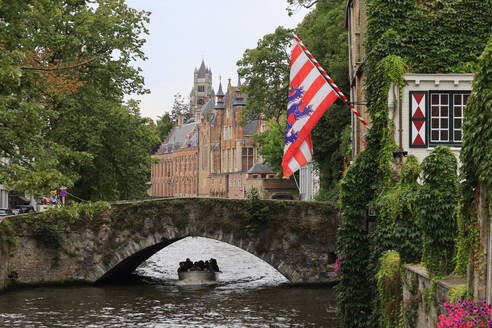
410;92;427;147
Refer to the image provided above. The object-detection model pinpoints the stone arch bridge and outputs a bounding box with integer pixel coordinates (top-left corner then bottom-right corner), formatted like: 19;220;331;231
0;198;340;290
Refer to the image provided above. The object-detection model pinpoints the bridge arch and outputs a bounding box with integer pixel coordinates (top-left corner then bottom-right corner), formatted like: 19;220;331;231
0;198;339;289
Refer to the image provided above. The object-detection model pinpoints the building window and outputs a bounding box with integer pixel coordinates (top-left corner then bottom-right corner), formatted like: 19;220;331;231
198;85;205;92
452;93;467;142
242;147;254;171
409;91;470;147
430;92;469;144
197;98;204;105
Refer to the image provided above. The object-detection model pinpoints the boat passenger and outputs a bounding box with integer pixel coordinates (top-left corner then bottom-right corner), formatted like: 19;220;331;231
210;258;220;272
184;258;193;271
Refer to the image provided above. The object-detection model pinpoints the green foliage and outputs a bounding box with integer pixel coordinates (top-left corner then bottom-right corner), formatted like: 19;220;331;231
461;34;492;188
0;219;18;253
366;0;491;74
456;34;492;279
373;155;422;264
239;1;350;192
253;119;285;175
53;99;159;201
39;201;111;222
337;54;405;328
243;189;277;236
447;285;468;304
295;0;351;194
335;0;490;325
337;146;381;328
156;113;174;141
32;221;63;249
377;251;402;328
237;26;291;124
423;278;438;313
0;0;153;198
417;146;458;276
28;201;110;248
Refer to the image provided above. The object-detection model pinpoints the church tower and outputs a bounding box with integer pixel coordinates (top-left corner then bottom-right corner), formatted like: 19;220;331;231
190;59;214;123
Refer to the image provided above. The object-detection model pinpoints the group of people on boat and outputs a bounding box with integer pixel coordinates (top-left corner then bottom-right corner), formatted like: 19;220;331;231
177;258;220;273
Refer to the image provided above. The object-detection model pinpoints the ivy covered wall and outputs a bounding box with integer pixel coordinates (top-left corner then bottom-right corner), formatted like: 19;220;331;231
336;0;491;327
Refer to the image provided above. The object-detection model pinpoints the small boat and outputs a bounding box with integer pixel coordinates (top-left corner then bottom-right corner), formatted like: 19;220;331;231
178;271;220;283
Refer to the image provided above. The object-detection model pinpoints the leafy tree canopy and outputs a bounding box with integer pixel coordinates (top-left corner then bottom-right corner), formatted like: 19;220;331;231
237;1;350;194
0;0;153;198
156;113;174;142
237;26;292;126
296;0;350;195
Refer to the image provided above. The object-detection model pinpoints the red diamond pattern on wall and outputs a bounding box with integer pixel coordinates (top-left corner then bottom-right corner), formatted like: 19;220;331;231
411;93;426;146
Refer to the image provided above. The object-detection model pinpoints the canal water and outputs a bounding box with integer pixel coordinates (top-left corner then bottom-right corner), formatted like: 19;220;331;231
0;237;339;327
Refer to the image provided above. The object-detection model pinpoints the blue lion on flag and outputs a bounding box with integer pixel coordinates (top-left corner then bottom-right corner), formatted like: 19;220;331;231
285;85;312;145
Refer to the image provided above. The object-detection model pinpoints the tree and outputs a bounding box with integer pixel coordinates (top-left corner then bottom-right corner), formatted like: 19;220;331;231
0;0;152;198
253;119;285;174
236;27;291;176
237;2;350;192
237;26;292;125
169;93;192;123
286;0;322;16
296;0;351;197
58;100;159;201
156;113;174;141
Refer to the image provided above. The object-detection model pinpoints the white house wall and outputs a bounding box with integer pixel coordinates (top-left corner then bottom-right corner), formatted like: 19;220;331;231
391;73;473;163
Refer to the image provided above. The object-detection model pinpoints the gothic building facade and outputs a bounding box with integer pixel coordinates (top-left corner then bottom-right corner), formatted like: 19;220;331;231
150;60;296;199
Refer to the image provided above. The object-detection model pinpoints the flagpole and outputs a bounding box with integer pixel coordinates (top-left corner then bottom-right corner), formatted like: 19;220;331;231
292;172;300;194
290;31;370;129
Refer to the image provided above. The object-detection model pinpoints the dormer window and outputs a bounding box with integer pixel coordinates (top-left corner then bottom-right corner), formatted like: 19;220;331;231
198;85;205;92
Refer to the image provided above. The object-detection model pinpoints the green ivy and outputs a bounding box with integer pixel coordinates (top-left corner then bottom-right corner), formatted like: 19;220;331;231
447;285;468;304
373;155;422;266
377;251;402;328
417;146;459;276
336;1;490;326
0;219;18;253
337;55;404;328
459;34;492;280
26;201;111;248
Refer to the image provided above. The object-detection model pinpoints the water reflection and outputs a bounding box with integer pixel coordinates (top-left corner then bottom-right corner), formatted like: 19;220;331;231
0;237;339;327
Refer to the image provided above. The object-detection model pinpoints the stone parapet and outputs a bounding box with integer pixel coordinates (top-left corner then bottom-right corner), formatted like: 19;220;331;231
403;264;465;328
0;198;340;292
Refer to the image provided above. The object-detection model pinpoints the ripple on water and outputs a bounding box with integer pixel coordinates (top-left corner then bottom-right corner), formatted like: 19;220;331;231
0;237;339;327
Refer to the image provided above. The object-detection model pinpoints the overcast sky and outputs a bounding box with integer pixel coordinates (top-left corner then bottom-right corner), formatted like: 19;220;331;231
124;0;309;121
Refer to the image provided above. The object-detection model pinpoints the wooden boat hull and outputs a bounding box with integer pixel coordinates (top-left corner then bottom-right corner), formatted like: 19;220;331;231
178;271;219;282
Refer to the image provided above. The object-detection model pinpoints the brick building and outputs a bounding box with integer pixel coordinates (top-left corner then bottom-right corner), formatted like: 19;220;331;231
150;60;296;199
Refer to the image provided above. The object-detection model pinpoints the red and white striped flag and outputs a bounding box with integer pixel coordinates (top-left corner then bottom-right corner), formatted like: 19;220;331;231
282;37;339;178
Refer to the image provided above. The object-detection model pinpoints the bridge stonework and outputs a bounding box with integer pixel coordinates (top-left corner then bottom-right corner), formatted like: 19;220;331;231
0;198;340;291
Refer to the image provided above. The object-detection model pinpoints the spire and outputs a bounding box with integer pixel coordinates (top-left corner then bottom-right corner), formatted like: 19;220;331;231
197;59;209;78
215;76;225;110
217;76;224;96
233;74;246;107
